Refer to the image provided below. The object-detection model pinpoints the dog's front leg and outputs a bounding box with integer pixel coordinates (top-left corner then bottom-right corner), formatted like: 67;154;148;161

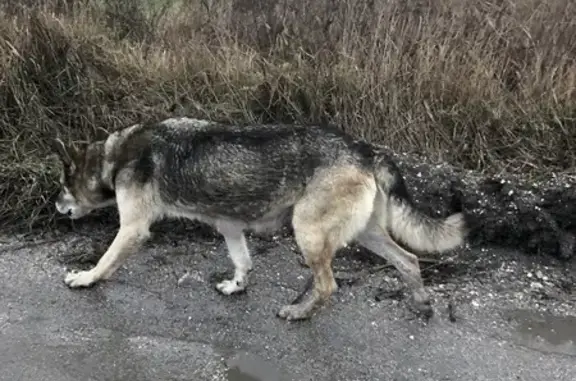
64;222;150;288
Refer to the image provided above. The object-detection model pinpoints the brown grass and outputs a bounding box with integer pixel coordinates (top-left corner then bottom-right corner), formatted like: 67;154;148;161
1;0;575;231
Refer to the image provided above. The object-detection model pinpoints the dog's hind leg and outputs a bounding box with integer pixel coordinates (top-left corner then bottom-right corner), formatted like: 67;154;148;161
215;223;253;295
64;186;155;288
277;166;377;320
357;198;432;316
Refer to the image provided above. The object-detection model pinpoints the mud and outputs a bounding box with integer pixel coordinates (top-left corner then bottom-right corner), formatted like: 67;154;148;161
385;149;576;261
226;352;285;381
506;309;576;356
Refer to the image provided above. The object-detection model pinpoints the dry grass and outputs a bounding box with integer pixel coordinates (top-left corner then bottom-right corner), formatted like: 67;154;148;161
1;0;575;231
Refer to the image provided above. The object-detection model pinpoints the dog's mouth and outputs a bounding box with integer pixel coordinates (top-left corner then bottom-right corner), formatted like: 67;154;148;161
67;210;85;219
56;202;90;220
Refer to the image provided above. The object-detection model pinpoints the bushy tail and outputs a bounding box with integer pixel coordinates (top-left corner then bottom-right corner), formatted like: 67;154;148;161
387;195;467;253
372;152;468;254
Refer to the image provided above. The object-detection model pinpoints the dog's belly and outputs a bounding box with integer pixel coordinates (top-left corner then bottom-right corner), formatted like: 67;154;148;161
165;205;292;234
162;195;296;234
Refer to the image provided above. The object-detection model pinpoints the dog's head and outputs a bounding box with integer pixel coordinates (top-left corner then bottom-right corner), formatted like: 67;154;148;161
51;138;116;219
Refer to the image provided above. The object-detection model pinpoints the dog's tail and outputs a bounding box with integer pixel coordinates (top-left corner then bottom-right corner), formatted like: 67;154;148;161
373;154;468;254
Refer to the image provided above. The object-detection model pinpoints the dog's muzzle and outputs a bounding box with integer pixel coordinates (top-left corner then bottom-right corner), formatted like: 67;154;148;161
55;201;72;216
55;191;83;218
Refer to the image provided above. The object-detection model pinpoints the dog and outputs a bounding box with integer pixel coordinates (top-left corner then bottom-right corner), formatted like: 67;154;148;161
51;117;468;320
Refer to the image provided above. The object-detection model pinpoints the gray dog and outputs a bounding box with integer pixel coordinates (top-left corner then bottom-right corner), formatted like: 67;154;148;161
51;117;468;320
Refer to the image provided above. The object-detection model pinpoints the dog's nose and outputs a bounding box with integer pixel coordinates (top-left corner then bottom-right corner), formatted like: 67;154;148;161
66;210;73;217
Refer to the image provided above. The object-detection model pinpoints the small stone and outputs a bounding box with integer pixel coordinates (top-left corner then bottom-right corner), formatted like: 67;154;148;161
530;281;543;289
178;271;203;286
178;272;192;285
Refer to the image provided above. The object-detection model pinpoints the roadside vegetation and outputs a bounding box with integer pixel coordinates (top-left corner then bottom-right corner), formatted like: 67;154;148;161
1;0;575;230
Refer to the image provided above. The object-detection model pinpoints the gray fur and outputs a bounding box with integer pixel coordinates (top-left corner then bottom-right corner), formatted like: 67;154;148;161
52;117;468;320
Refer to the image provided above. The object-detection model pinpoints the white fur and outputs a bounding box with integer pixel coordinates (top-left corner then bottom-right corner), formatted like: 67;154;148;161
64;269;98;287
213;221;253;295
387;197;465;253
216;231;253;295
160;117;217;129
64;186;154;288
55;188;91;219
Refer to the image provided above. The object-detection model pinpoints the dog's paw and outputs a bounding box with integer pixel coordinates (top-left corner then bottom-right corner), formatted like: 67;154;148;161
64;270;97;288
277;304;314;321
216;279;246;295
409;297;434;320
414;300;434;320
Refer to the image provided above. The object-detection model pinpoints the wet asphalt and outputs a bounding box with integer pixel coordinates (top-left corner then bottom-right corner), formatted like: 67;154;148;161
0;226;575;381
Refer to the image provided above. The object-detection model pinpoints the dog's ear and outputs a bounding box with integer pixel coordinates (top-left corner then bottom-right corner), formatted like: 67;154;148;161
51;138;76;167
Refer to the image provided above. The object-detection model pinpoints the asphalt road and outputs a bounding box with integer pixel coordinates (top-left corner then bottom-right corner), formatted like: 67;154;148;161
0;227;575;381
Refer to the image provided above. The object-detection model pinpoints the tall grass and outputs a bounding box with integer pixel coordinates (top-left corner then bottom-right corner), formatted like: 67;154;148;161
1;0;575;229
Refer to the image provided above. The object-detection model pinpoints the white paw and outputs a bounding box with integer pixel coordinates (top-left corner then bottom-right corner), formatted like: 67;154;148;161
64;270;97;288
216;279;246;295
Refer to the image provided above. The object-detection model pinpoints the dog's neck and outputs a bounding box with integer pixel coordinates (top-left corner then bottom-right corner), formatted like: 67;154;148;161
94;140;116;194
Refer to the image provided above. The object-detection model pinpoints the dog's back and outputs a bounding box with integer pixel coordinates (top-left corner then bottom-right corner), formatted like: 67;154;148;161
107;121;377;222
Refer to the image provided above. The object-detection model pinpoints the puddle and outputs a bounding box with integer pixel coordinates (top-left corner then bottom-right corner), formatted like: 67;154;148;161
226;352;286;381
506;309;576;356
